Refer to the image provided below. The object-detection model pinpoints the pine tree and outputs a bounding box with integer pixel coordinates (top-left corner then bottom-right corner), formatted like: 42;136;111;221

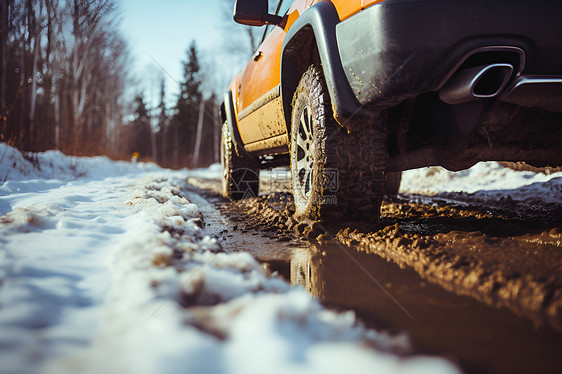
129;94;152;159
171;40;202;167
157;79;168;131
179;41;202;108
156;78;169;165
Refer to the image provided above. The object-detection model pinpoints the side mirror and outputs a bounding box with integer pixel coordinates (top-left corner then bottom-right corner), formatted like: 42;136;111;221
233;0;282;27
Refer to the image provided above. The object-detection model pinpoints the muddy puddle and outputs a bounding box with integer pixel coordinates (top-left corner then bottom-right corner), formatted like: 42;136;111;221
280;242;562;374
211;188;562;332
183;180;562;374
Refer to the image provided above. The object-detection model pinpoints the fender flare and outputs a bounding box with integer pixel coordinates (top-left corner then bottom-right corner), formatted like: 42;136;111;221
222;90;249;157
280;1;365;132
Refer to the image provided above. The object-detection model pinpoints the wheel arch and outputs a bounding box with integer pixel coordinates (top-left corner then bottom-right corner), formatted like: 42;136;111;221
221;89;249;158
280;1;362;135
280;26;319;137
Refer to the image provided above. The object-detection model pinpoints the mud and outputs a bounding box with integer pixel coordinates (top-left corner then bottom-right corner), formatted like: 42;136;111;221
184;181;562;374
338;204;562;331
500;161;562;174
198;180;562;332
406;192;562;223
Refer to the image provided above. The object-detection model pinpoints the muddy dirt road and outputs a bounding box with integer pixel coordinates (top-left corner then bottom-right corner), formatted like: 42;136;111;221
184;171;562;374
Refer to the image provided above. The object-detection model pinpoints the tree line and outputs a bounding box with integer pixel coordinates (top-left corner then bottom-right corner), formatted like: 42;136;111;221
123;42;220;169
1;0;221;169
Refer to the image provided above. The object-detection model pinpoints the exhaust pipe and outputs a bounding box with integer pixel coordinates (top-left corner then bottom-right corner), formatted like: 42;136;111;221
439;63;514;105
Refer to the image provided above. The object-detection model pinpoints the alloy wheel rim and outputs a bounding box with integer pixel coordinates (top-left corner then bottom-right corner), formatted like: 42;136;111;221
295;106;314;202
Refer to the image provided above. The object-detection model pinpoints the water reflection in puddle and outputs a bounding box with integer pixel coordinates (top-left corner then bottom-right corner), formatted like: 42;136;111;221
273;240;562;374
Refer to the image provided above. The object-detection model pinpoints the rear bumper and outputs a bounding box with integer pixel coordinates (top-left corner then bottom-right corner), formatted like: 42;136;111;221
335;0;562;111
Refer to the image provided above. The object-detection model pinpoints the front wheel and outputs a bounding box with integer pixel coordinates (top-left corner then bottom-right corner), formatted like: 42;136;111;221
220;122;260;200
289;64;388;223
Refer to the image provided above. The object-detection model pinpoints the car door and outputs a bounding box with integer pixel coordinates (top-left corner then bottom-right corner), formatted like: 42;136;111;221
236;0;307;153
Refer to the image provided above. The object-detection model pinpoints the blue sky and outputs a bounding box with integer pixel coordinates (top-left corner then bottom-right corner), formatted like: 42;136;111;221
119;0;243;107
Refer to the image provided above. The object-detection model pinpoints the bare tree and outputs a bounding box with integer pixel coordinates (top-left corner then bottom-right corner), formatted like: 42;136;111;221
56;0;130;154
192;99;205;168
1;0;132;157
28;0;43;149
219;0;262;60
0;1;12;119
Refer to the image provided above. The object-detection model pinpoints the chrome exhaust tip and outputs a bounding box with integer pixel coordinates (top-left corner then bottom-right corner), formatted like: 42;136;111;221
439;63;514;105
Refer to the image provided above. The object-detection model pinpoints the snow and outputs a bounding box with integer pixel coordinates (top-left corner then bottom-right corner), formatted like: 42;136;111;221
2;142;560;374
401;161;562;207
0;143;159;183
0;144;461;374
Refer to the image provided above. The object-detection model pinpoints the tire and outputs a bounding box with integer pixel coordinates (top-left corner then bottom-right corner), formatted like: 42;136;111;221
290;64;388;223
220;121;260;200
384;171;402;197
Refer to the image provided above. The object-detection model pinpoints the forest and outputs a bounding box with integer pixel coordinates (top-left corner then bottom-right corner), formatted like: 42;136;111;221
0;0;221;169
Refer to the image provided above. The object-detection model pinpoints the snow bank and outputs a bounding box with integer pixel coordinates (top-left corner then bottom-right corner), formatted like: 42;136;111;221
0;143;159;182
51;175;458;374
187;162;222;180
0;145;460;374
401;161;562;207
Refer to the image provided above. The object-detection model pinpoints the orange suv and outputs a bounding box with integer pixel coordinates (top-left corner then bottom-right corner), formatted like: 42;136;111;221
220;0;562;223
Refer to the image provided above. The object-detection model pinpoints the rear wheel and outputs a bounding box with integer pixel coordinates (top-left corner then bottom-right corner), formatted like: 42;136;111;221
290;64;388;223
220;122;260;200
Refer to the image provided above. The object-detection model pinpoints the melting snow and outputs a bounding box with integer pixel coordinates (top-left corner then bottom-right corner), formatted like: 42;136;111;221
0;144;471;374
401;162;562;208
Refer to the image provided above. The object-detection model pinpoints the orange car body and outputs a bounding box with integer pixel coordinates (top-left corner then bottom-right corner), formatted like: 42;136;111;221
231;1;391;152
224;0;562;171
231;0;306;150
